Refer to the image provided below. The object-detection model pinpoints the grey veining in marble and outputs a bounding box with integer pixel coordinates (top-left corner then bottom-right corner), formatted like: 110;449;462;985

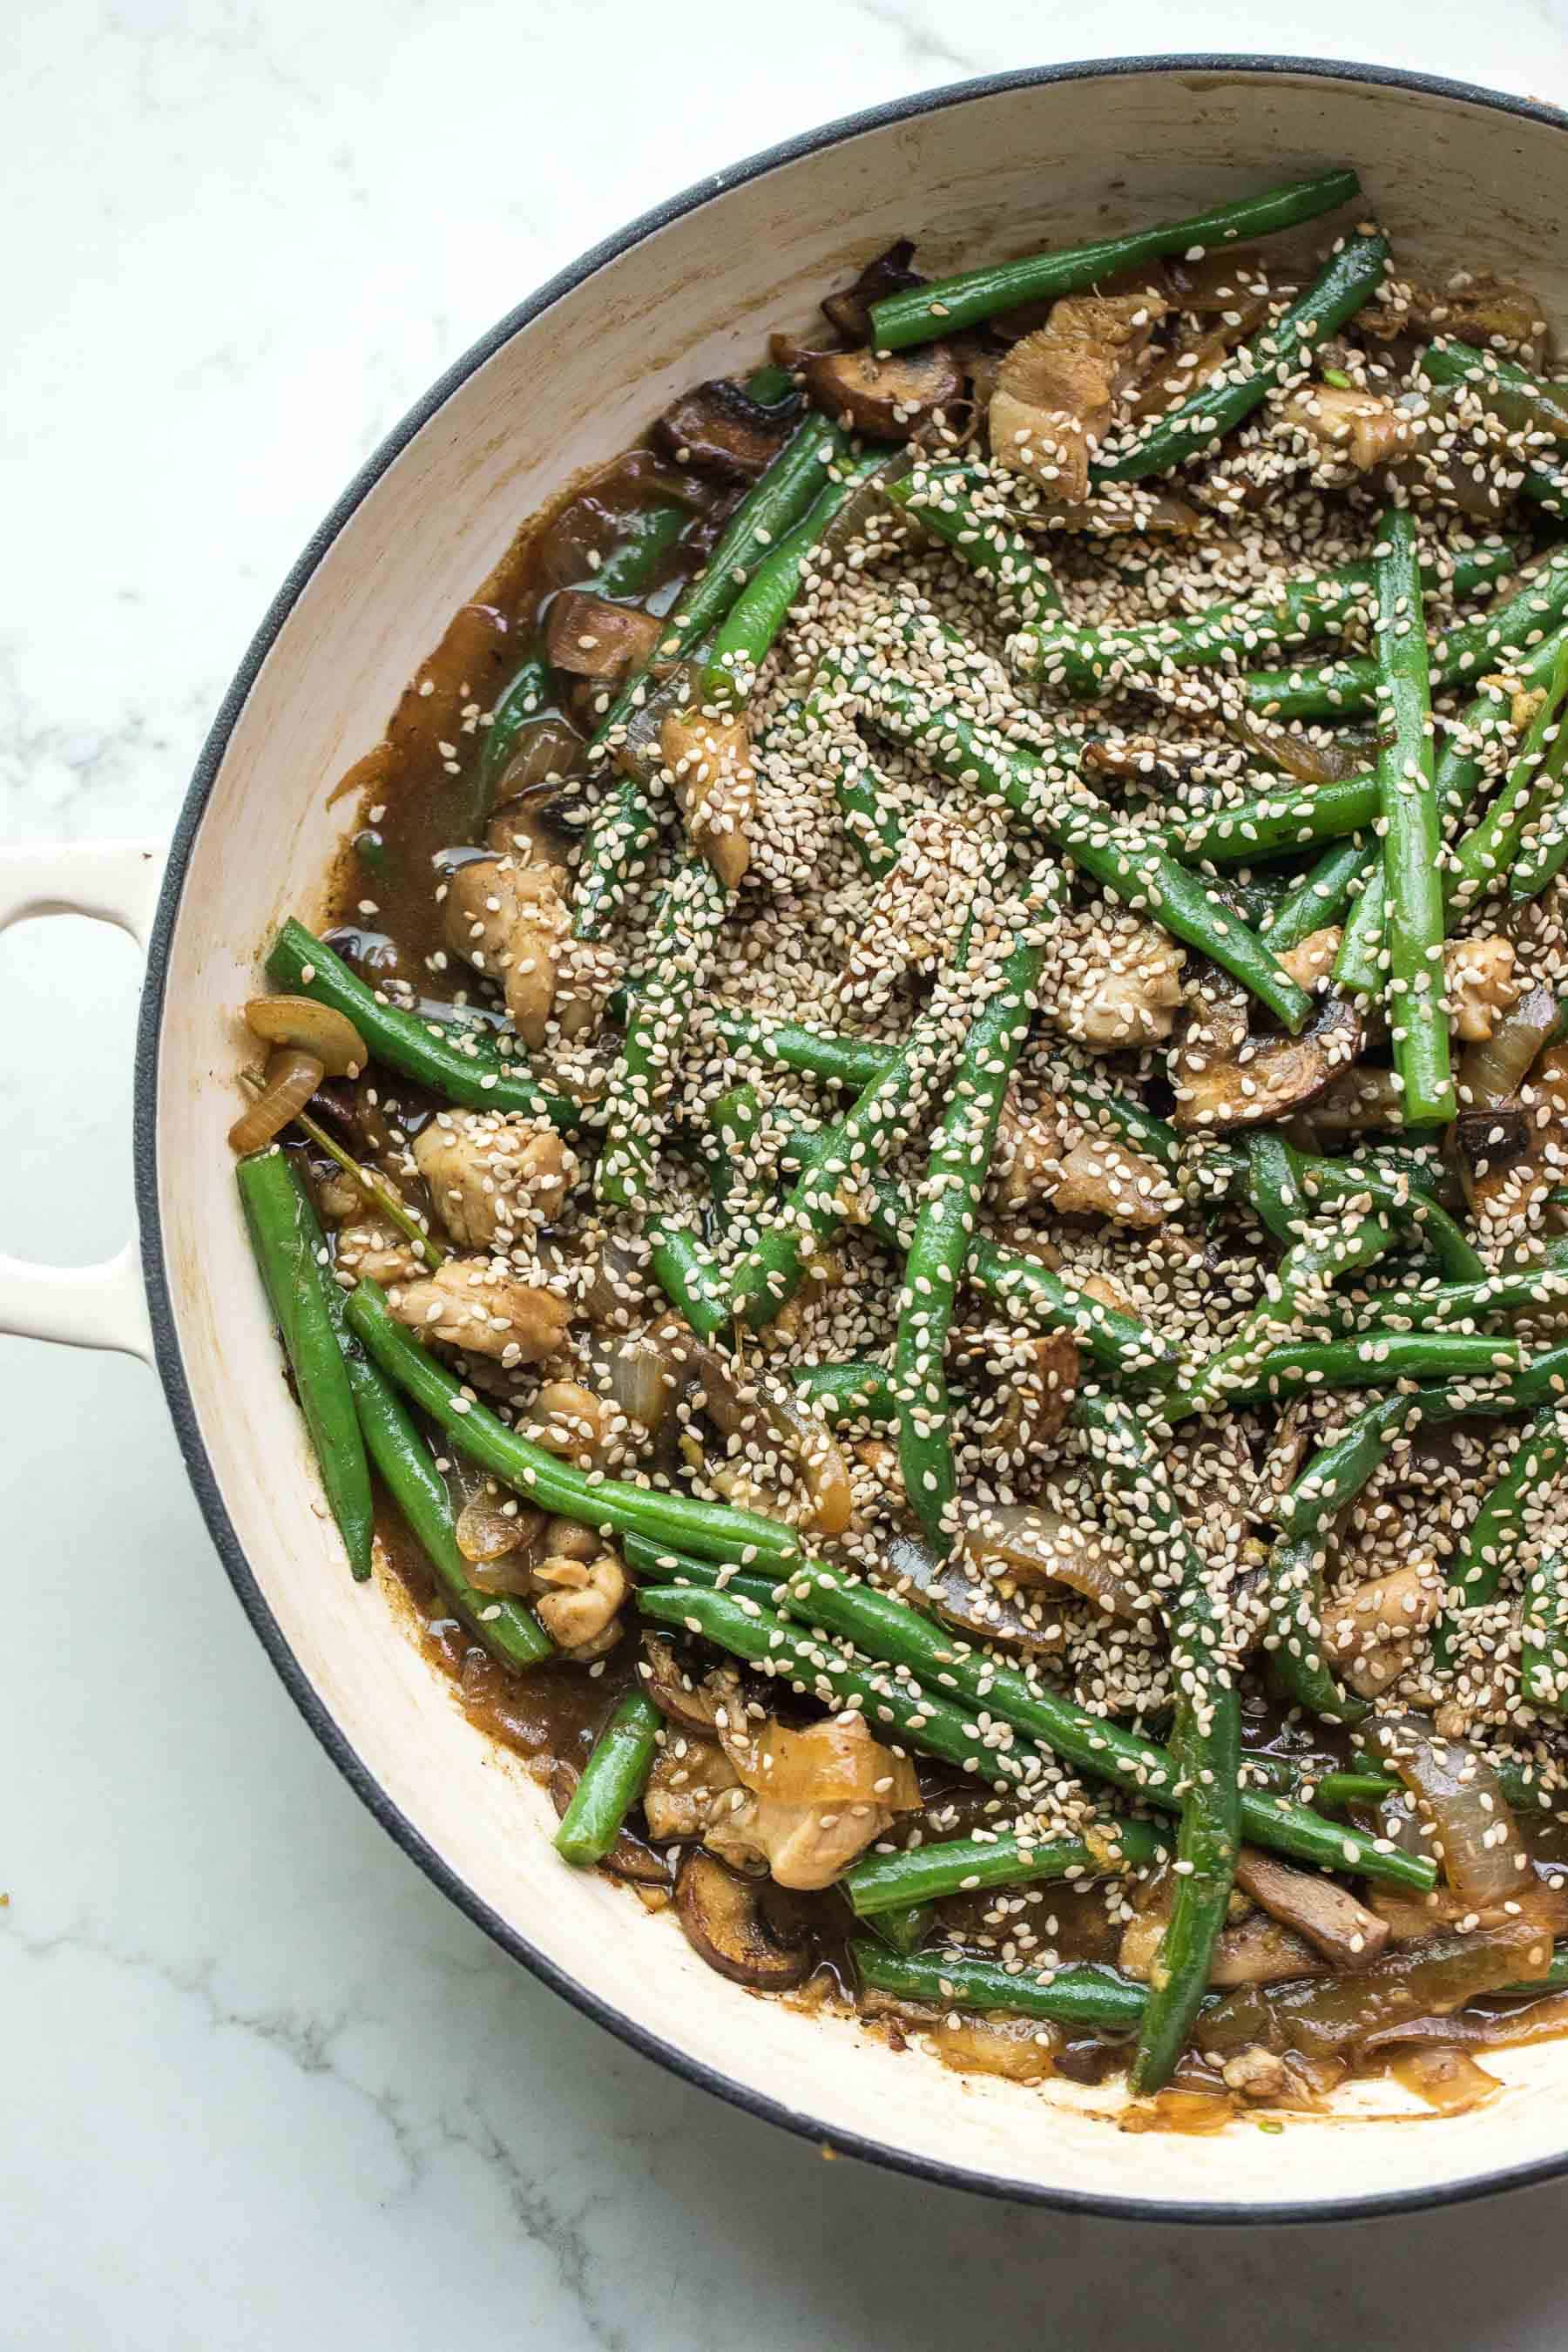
10;3;1568;2343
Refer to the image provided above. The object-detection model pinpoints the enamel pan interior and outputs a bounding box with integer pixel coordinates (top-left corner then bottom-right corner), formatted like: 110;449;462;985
137;58;1568;2220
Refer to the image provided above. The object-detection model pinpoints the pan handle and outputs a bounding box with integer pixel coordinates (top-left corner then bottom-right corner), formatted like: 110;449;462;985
0;840;163;1362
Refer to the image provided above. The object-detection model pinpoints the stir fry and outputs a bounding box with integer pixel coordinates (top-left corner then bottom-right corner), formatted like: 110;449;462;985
234;166;1568;2123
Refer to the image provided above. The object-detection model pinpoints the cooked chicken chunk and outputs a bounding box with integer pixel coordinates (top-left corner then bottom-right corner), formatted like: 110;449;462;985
1221;2046;1292;2101
333;1215;423;1287
706;1712;920;1891
994;1092;1175;1227
412;1112;573;1252
389;1255;571;1364
838;808;992;1010
443;855;570;1047
1321;1560;1443;1699
1042;915;1186;1046
531;1550;626;1650
660;709;755;889
1445;936;1520;1041
525;1379;612;1470
989;287;1168;502
643;1735;741;1842
1277;926;1342;991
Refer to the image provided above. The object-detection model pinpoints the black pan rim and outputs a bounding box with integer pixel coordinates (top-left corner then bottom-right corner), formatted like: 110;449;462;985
132;51;1568;2225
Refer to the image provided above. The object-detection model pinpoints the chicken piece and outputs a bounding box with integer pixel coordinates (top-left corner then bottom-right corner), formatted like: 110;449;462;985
1321;1559;1443;1700
315;1167;364;1221
443;855;571;1048
1221;2046;1291;2102
1363;270;1547;366
994;1092;1173;1227
1445;936;1520;1042
526;1379;612;1470
642;1735;741;1842
1277;926;1342;991
706;1711;921;1892
390;1255;571;1365
1282;382;1417;474
660;709;754;889
412;1112;574;1252
1044;916;1186;1047
989;287;1169;501
333;1215;423;1288
531;1550;626;1651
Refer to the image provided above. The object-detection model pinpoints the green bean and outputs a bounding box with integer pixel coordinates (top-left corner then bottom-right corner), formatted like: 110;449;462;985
1262;1392;1417;1724
554;1691;663;1865
1094;232;1388;489
870;169;1361;351
703;453;883;706
864;1903;936;1955
1417;339;1568;444
645;1217;731;1340
239;1067;443;1271
1321;1250;1568;1339
1511;739;1568;902
883;465;1062;619
851;672;1313;1031
1248;546;1568;722
1446;640;1568;909
597;851;731;1212
1435;1402;1568;1666
854;1941;1149;2031
1367;509;1454;1122
573;411;849;938
743;362;799;407
843;1817;1167;1917
352;1351;552;1669
724;932;980;1332
628;1541;1436;1890
1017;544;1520;700
779;1131;1175;1383
709;1001;1179;1175
1071;1394;1240;2092
1204;1330;1523;1412
1313;1771;1402;1812
1167;1193;1398;1423
266;919;580;1130
237;1150;375;1581
802;659;907;876
1165;773;1376;867
700;1082;764;1232
792;1359;896;1423
894;923;1051;1542
1200;1138;1480;1279
1522;1547;1568;1715
638;1583;1061;1800
346;1279;801;1569
1262;836;1378;952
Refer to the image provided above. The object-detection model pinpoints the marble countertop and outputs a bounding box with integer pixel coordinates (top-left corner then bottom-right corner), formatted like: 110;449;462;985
11;3;1568;2342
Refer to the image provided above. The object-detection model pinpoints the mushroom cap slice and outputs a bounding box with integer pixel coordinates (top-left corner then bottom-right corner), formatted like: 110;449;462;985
1171;992;1364;1131
674;1849;813;1989
549;1760;670;1886
802;344;963;439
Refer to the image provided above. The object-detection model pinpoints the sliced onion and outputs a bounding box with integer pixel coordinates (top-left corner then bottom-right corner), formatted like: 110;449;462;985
815;449;913;566
1227;710;1378;785
1372;1714;1530;1905
228;1049;325;1153
603;1331;677;1436
1458;983;1557;1112
683;1335;853;1536
495;719;585;800
956;1498;1143;1619
1385;2045;1501;2111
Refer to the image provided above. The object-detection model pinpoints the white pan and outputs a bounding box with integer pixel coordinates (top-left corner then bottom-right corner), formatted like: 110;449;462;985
10;55;1568;2222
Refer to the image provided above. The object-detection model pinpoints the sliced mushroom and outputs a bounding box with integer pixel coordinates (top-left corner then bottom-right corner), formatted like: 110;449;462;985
544;590;662;686
802;344;963;440
549;1760;670;1884
989;287;1168;502
1121;1880;1327;1988
674;1848;813;1989
652;378;795;481
994;1091;1176;1227
1170;991;1364;1130
820;238;923;343
951;1329;1082;1458
1233;1848;1390;1970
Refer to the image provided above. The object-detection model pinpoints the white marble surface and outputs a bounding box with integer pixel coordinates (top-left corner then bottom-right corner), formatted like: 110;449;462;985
12;3;1568;2342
